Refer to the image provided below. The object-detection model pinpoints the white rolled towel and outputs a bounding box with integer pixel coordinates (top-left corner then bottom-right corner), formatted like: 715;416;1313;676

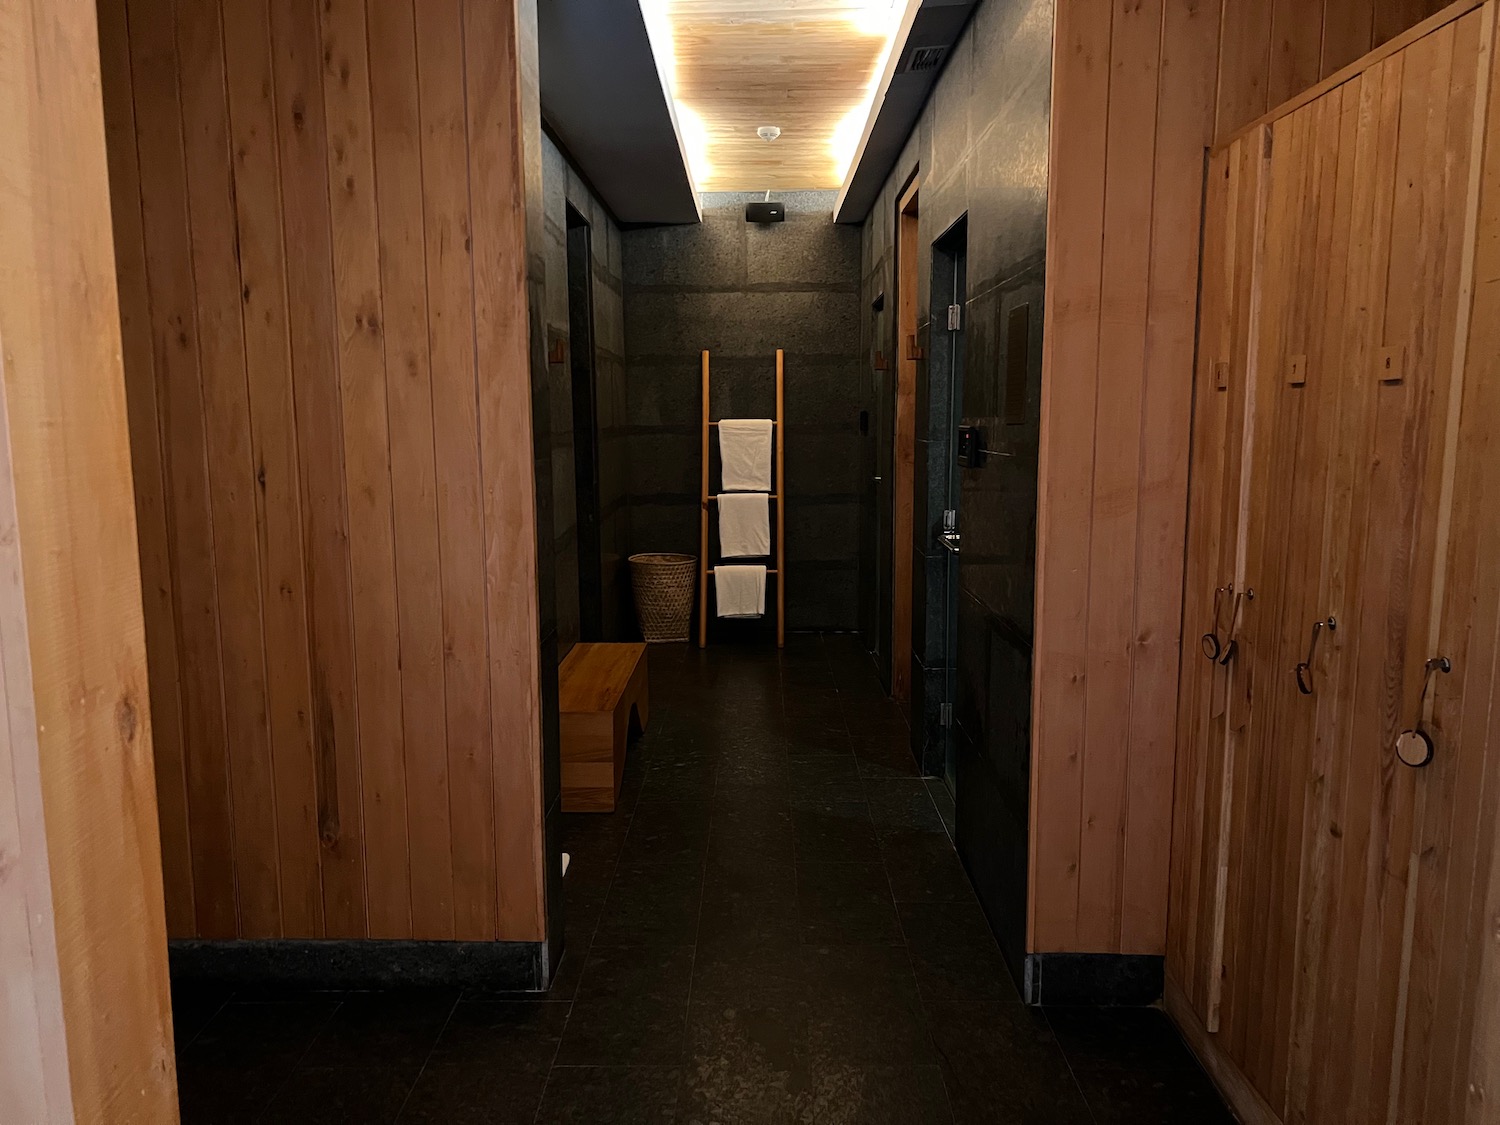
718;419;773;492
717;492;770;558
715;565;766;618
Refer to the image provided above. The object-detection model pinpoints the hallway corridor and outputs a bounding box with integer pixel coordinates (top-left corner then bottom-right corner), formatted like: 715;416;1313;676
171;637;1231;1123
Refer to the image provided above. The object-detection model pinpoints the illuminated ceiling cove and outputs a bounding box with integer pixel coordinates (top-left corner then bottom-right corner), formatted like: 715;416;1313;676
641;0;908;193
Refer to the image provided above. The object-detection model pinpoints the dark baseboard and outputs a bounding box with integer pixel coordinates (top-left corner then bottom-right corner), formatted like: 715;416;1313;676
1023;952;1164;1006
168;939;547;992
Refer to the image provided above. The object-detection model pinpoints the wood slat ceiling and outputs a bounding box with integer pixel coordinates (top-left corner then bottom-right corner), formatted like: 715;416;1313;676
663;0;900;191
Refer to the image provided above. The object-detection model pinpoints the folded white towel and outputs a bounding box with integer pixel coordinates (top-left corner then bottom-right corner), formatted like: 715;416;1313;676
718;419;774;492
715;565;766;618
718;492;770;558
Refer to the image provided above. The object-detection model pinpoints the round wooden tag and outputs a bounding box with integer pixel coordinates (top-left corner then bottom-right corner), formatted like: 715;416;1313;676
1395;729;1434;768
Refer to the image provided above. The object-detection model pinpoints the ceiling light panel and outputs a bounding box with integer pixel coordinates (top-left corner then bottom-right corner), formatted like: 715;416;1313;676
639;0;905;192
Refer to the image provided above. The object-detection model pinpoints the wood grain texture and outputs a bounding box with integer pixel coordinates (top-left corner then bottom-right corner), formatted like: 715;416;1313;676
101;0;550;944
1165;11;1500;1121
1;0;178;1115
1215;0;1458;138
559;643;648;812
464;0;548;941
1031;0;1113;953
664;1;903;191
1035;0;1461;965
1033;0;1219;956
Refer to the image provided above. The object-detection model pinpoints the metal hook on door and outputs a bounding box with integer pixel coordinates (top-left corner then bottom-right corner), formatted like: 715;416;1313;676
1201;584;1231;662
1217;587;1253;667
1294;616;1337;695
1394;657;1453;768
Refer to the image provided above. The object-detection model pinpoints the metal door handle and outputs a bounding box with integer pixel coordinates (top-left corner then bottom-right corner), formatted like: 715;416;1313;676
939;531;961;554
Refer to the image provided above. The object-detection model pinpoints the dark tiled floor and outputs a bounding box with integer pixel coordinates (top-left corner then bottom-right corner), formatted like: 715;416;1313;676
173;635;1233;1124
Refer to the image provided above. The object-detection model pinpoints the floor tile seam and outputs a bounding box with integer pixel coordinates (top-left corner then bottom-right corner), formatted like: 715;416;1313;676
389;991;465;1123
177;995;231;1053
1039;1006;1105;1125
249;998;349;1125
677;755;714;1070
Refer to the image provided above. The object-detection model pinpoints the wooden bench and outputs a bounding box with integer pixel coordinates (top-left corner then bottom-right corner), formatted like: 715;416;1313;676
559;642;649;813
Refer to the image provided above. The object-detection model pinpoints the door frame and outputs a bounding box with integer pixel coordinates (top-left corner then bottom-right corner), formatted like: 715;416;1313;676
892;177;920;700
565;203;604;641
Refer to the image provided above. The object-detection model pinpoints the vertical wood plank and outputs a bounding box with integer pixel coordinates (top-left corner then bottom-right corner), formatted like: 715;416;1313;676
268;0;368;938
1307;52;1405;1122
1123;0;1221;955
1077;0;1163;953
221;0;326;939
465;0;547;940
1322;0;1378;73
1206;124;1272;1035
416;0;497;941
0;339;73;1125
1166;142;1234;1018
177;0;283;937
97;0;196;938
127;0;238;939
1216;0;1276;139
1269;0;1326;107
1283;77;1363;1125
1344;30;1454;1121
1031;0;1112;952
368;0;454;940
320;0;412;939
0;0;178;1112
1391;13;1485;1119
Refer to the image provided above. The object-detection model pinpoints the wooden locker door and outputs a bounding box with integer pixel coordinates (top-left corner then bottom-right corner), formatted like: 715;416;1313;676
1167;8;1500;1123
1341;13;1493;1123
1237;88;1354;1116
1167;129;1266;1030
1276;15;1490;1122
1168;140;1245;1024
1280;68;1389;1125
1216;100;1335;1093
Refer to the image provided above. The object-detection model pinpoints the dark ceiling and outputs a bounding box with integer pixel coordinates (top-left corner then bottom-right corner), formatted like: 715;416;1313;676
538;0;701;225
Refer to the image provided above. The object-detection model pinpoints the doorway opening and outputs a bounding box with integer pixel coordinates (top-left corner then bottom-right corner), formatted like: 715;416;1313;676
566;204;604;641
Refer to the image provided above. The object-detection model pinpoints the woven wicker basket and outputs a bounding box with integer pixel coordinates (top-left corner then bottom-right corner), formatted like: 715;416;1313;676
629;553;698;643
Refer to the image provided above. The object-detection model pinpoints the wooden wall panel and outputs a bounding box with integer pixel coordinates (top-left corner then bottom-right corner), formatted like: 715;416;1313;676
1163;8;1500;1122
1;0;177;1116
416;0;499;943
1031;0;1113;951
1216;0;1455;138
1034;0;1221;956
1036;0;1478;962
100;0;550;943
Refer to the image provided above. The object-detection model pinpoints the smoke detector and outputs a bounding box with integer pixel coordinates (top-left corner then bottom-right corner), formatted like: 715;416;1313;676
757;125;781;142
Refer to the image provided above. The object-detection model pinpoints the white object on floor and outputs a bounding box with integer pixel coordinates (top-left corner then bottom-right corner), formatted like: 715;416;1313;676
717;492;770;558
717;418;773;491
562;852;570;877
715;564;767;618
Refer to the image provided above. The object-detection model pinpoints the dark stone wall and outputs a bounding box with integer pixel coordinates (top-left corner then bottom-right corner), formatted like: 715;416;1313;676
860;0;1052;982
541;132;630;653
622;191;864;634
